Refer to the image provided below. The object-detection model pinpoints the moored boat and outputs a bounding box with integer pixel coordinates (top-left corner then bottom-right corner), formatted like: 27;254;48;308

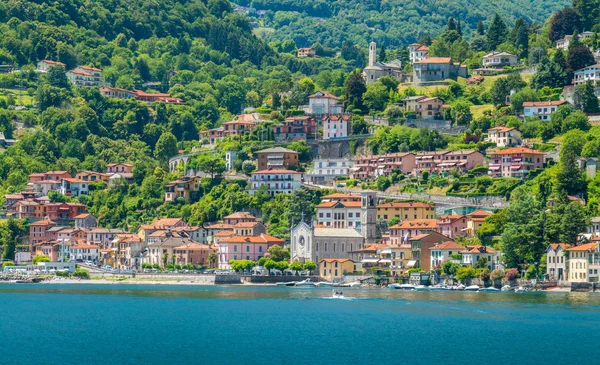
348;282;361;288
413;285;429;291
464;285;480;291
515;286;529;293
294;279;316;287
478;287;500;292
316;282;333;287
501;285;512;291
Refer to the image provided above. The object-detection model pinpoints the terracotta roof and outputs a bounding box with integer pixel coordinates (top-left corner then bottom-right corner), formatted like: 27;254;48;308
314;224;328;228
488;126;515;133
321;193;360;199
316;201;361;208
431;241;464;250
522;100;567;107
355;243;388;252
214;231;235;237
491;147;545;155
408;233;431;241
467;210;493;218
414;57;452;64
71;244;100;249
320;258;354;263
567;243;598;251
40;60;66;66
106;163;133;168
549;243;571;251
462;245;496;254
224;212;256;220
4;194;24;200
233;222;260;228
174;243;213;250
63;178;87;183
73;214;91;219
133;90;170;98
377;202;434;209
30;220;56;226
78;65;102;72
206;223;234;230
309;91;340;101
252;169;301;175
219;234;284;244
69;69;92;76
390;219;439;229
256;147;297;154
150;218;184;228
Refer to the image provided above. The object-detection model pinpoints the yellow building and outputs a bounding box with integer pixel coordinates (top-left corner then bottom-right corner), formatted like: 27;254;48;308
319;259;356;281
376;202;436;221
465;210;492;237
567;243;600;283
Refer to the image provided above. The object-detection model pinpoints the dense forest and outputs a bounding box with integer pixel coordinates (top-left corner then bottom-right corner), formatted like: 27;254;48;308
236;0;570;48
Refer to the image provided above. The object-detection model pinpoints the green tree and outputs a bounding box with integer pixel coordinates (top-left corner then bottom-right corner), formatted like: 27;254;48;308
32;255;51;264
579;82;600;113
47;65;70;89
376;175;391;191
449;100;473;126
154;131;178;163
486;14;508;50
455;267;476;282
193;154;226;178
363;81;389;112
531;56;568;89
267;245;290;262
290;261;303;274
345;70;367;112
303;261;317;274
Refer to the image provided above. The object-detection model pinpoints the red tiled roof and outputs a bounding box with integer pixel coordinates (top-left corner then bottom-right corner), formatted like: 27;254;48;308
377;202;434;209
522;100;567;107
390;219;439;229
491;148;545;155
414;57;452;64
252;169;301;175
431;241;464;250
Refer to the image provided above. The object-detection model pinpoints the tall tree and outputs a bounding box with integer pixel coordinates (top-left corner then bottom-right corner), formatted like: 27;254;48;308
548;8;582;41
531;56;568;89
476;20;485;35
573;0;600;32
344;70;367;113
154;131;178;163
580;81;600;113
486;14;508;50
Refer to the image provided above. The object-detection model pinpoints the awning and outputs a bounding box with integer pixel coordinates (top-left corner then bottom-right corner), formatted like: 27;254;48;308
407;260;417;268
379;259;392;263
510;164;523;170
361;258;379;263
488;165;500;171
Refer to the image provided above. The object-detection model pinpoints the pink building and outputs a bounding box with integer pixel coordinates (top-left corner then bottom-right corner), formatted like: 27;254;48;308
351;152;416;179
388;219;440;245
488;147;545;178
438;215;467;239
274;116;317;140
217;234;284;269
322;115;351;140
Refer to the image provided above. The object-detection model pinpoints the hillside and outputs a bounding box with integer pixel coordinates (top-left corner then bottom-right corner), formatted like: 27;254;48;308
237;0;570;48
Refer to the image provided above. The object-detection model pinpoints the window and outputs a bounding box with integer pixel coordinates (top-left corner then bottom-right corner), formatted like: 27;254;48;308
246;246;250;252
258;246;262;253
234;245;237;252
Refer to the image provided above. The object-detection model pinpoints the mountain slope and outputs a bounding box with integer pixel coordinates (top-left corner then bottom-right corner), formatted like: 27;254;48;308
241;0;570;47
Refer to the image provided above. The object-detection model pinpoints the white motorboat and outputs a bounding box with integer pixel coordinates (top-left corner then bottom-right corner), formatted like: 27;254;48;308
501;285;512;291
388;283;402;289
348;282;361;288
464;285;480;291
453;284;466;290
294;279;315;287
316;282;333;287
395;284;416;290
413;285;429;291
429;284;452;291
478;287;500;292
515;286;528;293
332;290;345;298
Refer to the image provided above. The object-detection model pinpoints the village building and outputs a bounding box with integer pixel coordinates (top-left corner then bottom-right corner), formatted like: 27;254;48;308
408;231;452;271
255;147;299;171
305;157;354;184
464;210;492;237
74;213;98;229
274;116;317;141
567;243;600;282
363;42;404;84
70;244;101;262
376;202;436;221
386;219;440;245
164;176;202;203
555;31;594;50
290;222;365;264
174;242;216;266
572;63;600;86
29;219;57;245
486;127;522;147
322;115;351;140
350;152;416;180
319;259;356;281
522;100;567;121
99;86;135;99
60;178;89;197
36;60;66;73
114;234;144;270
297;47;316;58
546;243;570;281
305;91;344;115
460;245;502;270
438;215;467;239
315;192;377;241
217;234;284;269
249;169;302;197
488;147;545;179
412;57;467;83
408;43;429;63
86;228;127;248
429;240;464;269
482;52;518;69
402;96;444;119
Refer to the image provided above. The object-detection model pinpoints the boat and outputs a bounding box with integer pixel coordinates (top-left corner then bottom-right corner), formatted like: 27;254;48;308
276;281;296;287
478;287;500;292
501;285;512;292
395;284;416;290
316;282;333;287
348;282;362;288
332;290;345;298
515;286;529;293
413;285;429;291
464;285;480;291
388;283;402;289
429;284;452;291
453;284;466;290
294;279;316;287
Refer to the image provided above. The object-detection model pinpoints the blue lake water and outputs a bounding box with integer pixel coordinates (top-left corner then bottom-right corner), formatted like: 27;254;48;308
1;284;599;365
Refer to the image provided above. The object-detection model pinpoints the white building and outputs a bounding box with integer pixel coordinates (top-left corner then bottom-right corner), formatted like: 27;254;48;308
522;100;567;121
546;243;569;281
482;52;518;68
556;31;594;51
60;178;89;197
36;60;66;73
408;43;429;63
86;228;127;248
572;63;600;86
70;244;100;262
290;222;365;264
363;42;404;84
305;157;354;184
460;245;503;271
305;91;344;115
249;169;302;197
429;240;464;269
99;86;134;99
322;115;350;140
66;66;102;87
225;150;237;171
486;127;522;147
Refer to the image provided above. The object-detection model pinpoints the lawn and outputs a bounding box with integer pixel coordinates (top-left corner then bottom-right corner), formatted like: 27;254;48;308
0;88;34;106
471;104;494;118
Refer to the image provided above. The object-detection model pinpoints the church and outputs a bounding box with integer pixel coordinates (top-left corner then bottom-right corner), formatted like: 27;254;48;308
291;192;377;263
362;42;405;84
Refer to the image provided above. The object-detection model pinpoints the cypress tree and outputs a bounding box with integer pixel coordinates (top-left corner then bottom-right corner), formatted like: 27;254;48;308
476;20;485;35
486;14;508;50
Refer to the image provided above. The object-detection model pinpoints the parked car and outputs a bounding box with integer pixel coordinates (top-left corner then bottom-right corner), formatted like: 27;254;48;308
84;261;93;266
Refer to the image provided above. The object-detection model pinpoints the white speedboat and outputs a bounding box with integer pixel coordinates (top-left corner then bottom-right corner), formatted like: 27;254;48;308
332;290;345;298
348;282;361;288
413;285;429;291
501;285;512;292
398;284;416;290
464;285;480;291
316;282;333;287
453;284;466;290
478;287;500;292
276;281;296;287
294;279;315;287
429;284;452;291
515;286;528;293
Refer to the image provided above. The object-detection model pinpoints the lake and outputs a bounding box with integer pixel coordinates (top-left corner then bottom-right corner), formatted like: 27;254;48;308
1;284;599;365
